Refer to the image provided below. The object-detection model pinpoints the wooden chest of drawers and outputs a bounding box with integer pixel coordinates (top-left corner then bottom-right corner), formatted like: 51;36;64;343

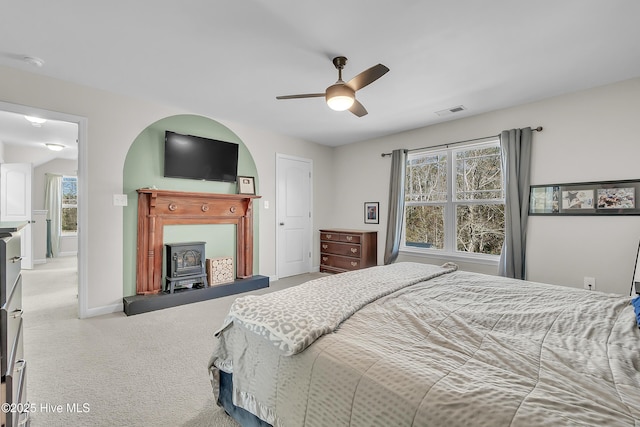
319;229;377;274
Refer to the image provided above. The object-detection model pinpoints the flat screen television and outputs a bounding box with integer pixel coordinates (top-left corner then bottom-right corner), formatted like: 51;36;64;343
164;131;239;183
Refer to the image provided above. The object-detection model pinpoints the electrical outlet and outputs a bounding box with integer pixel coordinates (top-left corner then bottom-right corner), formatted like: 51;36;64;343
583;276;596;291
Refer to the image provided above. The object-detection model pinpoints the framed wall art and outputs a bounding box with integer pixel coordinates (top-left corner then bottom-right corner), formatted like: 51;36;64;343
529;179;640;215
364;202;379;224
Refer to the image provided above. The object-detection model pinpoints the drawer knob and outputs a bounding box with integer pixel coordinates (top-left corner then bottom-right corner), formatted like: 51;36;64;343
168;203;177;211
326;234;332;239
322;256;328;262
322;244;328;250
230;206;236;213
346;236;353;241
201;204;209;212
351;262;358;267
18;410;30;425
351;248;358;254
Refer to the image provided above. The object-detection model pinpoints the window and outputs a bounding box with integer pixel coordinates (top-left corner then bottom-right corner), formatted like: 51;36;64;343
61;176;78;234
403;140;504;258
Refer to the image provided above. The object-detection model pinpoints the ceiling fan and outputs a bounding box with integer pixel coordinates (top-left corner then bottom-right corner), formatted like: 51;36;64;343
276;56;390;117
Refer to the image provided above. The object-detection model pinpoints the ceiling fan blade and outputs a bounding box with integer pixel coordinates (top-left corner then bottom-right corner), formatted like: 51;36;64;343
276;93;325;100
346;64;390;91
349;100;368;117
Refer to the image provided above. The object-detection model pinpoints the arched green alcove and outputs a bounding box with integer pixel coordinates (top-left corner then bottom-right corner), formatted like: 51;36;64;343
122;114;259;297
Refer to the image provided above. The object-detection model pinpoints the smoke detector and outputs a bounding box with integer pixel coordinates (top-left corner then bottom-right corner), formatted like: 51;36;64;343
23;56;45;68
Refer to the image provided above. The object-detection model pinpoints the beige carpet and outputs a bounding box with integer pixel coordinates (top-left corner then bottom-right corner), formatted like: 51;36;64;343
21;257;324;427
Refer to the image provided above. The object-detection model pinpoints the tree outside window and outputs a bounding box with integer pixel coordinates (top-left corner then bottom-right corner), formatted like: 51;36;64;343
61;176;78;234
403;141;504;256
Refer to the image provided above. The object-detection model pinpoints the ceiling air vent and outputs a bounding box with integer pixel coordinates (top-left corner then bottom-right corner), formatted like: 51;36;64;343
435;105;466;117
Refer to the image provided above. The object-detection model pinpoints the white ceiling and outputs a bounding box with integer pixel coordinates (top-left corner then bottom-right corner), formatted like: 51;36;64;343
0;110;78;165
1;1;640;148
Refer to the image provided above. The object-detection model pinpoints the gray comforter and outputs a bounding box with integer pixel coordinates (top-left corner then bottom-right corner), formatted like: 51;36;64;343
209;262;640;426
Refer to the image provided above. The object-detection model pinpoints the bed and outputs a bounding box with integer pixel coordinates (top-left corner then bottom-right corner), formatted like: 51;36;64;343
208;262;640;426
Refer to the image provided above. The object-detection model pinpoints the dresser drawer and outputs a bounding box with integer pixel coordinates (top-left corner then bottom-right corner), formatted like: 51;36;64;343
339;233;361;244
320;231;340;241
320;231;361;244
320;254;361;271
5;355;27;427
320;241;360;257
1;235;22;304
1;276;23;376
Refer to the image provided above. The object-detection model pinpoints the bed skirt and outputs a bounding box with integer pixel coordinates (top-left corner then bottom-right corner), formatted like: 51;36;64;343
218;371;272;427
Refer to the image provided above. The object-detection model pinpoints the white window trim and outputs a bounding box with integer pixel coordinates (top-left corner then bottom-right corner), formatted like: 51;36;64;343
61;175;78;236
401;138;503;265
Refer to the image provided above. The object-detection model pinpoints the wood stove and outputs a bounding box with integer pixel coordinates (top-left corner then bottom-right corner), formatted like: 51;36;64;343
165;242;208;293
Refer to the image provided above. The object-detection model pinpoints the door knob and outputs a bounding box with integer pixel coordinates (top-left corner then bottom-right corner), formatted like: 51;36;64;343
279;222;285;226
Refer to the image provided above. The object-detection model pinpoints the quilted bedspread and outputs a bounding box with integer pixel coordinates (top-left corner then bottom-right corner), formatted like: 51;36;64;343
214;262;458;356
209;263;640;426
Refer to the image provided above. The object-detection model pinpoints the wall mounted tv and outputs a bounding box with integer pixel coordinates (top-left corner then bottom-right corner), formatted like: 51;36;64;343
164;131;239;183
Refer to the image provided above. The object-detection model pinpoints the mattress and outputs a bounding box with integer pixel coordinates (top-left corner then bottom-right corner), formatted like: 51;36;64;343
209;262;640;426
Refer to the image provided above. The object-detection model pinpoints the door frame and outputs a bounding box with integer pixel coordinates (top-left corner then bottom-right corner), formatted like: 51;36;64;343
0;100;88;318
275;153;313;279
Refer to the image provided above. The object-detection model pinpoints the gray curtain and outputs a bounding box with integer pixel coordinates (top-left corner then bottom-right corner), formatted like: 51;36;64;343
44;173;63;258
498;127;532;279
384;149;408;265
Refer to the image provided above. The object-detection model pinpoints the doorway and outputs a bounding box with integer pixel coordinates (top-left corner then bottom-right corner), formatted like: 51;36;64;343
0;100;87;318
276;154;313;278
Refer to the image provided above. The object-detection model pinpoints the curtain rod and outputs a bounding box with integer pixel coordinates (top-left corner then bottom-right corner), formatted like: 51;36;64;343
380;126;543;157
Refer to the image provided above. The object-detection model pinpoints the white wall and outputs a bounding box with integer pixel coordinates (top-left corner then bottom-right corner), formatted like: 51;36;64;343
215;121;335;275
0;65;334;316
332;77;640;296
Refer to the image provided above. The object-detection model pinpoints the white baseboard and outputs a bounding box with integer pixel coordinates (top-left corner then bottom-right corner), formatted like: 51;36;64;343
81;302;124;319
270;267;321;282
58;251;78;257
33;259;47;265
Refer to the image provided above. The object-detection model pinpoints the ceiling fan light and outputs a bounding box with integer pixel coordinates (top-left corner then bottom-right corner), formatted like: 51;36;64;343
45;143;65;151
326;84;355;111
327;95;354;111
25;115;47;126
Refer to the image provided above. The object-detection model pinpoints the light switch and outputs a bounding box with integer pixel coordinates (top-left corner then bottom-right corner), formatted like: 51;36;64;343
113;194;128;206
264;200;270;209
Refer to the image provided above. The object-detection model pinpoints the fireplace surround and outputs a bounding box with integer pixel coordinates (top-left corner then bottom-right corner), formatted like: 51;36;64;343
124;189;268;315
135;189;260;295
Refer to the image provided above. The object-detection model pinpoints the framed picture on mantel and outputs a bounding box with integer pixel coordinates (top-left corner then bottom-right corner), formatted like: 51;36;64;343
238;176;255;195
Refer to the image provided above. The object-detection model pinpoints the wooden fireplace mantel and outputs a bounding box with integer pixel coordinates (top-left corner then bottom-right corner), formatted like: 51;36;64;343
136;189;261;295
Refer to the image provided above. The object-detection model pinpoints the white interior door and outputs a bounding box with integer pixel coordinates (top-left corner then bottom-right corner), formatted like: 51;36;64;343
276;154;312;278
1;163;33;269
